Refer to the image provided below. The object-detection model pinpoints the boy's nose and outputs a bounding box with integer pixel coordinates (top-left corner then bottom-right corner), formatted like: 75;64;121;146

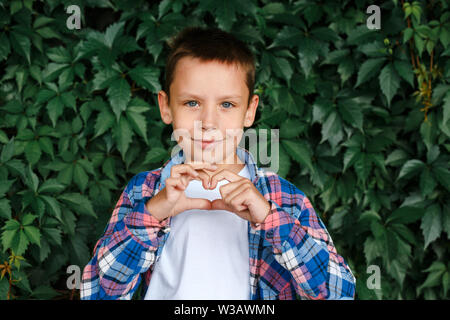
199;105;217;129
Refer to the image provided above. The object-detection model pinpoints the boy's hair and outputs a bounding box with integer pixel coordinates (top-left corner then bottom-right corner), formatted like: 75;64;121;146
164;26;255;105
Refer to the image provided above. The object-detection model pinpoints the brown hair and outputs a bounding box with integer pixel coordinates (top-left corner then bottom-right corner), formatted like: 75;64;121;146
164;26;255;104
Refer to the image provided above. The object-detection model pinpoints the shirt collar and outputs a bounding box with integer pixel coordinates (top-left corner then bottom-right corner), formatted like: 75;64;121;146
158;146;260;191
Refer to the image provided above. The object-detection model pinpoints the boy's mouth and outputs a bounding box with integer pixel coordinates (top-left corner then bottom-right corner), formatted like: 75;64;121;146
191;138;223;150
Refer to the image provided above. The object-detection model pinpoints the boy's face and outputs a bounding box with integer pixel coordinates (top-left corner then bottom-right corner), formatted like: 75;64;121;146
158;57;259;165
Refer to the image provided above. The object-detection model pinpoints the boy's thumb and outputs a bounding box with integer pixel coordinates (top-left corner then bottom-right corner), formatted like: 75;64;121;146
185;197;212;211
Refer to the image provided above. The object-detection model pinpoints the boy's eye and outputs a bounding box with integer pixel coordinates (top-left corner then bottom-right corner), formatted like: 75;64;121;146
185;101;198;107
222;102;234;108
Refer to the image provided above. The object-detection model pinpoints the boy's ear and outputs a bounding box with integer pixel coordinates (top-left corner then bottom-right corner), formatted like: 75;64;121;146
243;94;259;127
158;90;173;124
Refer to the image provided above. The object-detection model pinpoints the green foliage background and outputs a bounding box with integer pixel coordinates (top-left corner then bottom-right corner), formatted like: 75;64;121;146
0;0;449;300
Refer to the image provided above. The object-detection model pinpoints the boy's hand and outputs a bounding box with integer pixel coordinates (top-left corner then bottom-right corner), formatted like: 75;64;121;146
209;169;271;227
146;162;217;221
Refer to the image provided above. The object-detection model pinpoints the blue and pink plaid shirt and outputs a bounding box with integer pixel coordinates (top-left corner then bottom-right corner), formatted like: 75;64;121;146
80;146;356;300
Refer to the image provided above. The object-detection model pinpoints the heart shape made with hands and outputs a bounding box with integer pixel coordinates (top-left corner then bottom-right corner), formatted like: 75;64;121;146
182;167;270;226
162;162;270;226
190;168;245;212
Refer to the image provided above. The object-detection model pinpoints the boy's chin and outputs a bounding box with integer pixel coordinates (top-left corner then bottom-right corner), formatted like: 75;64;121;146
184;146;235;164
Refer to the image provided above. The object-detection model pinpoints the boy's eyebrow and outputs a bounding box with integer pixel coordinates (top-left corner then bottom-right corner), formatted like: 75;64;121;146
177;93;243;100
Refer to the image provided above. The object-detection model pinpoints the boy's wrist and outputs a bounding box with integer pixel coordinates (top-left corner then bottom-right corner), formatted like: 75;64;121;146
145;197;169;222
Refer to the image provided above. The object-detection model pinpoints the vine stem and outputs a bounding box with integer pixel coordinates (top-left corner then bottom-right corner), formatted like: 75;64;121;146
400;0;417;69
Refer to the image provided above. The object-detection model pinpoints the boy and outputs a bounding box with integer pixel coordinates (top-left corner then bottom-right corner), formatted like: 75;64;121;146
80;27;356;300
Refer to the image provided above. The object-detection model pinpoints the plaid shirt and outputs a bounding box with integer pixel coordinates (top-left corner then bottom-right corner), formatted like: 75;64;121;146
80;146;356;300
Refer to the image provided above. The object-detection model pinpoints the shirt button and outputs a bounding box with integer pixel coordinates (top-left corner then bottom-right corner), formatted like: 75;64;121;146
163;227;171;233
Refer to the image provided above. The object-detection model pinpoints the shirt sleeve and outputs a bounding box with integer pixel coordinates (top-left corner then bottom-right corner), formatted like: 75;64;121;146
252;190;356;300
80;172;170;300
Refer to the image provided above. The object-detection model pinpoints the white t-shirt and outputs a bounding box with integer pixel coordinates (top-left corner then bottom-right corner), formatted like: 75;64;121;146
144;165;251;300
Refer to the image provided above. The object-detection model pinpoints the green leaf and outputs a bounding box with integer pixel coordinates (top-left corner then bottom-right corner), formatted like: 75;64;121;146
431;166;450;192
268;26;302;48
0;278;9;299
24;165;39;192
36;89;57;103
73;163;89;193
417;269;445;295
355;58;386;88
31;285;59;299
104;21;125;48
10;31;31;64
102;157;116;181
38;179;65;194
281;140;314;172
397;159;425;181
386;206;424;224
0;33;11;61
107;77;131;120
23;226;40;247
393;60;414;86
143;147;168;164
269;56;293;83
46;96;63;127
343;147;360;172
38;137;54;159
419;167;437;196
423;261;446;273
0;199;12;220
443;91;450;125
24;140;42;165
1;138;15;163
443;272;449;296
94;109;115;139
33;16;55;29
21;213;37;226
414;34;425;56
1;222;29;255
320;110;343;145
297;38;320;77
354;152;372;184
42;227;62;246
43;63;68;81
113;116;134;159
40;195;62;222
337;56;354;84
426;145;440;164
379;63;400;106
60;92;76;111
420;204;442;249
58;193;97;218
1;223;20;253
126;108;148;144
337;98;363;131
128;67;160;92
403;27;414;43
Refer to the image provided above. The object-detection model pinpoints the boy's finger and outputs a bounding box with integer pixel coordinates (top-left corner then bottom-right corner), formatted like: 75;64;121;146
211;199;250;218
184;197;212;211
171;163;217;178
166;177;185;191
210;169;243;189
171;164;199;179
220;181;249;204
196;170;212;189
184;161;218;171
217;179;247;196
